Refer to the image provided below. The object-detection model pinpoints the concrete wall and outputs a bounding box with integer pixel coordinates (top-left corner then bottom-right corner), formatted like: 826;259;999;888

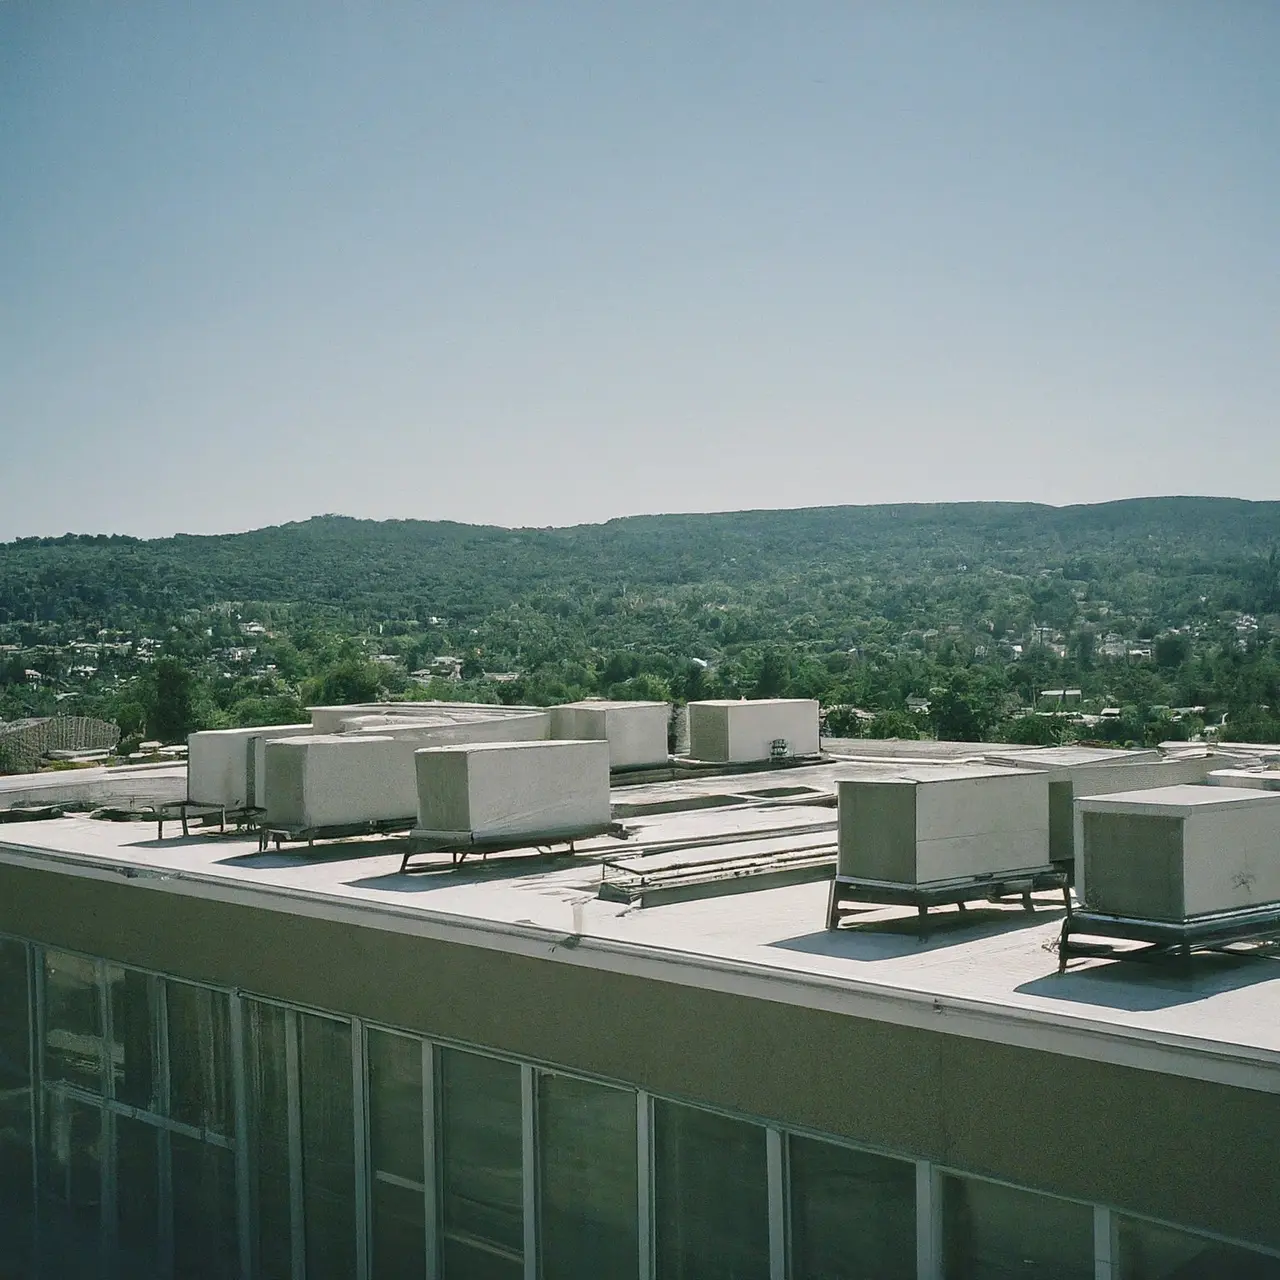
415;739;610;841
550;701;669;769
1;861;1276;1253
688;700;820;763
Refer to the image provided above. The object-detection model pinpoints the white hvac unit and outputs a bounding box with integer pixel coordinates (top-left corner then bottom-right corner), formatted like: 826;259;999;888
686;699;820;764
414;739;610;844
1075;785;1280;920
187;724;316;810
549;701;669;770
983;747;1211;870
339;710;552;745
264;735;416;830
837;766;1050;885
1207;769;1280;792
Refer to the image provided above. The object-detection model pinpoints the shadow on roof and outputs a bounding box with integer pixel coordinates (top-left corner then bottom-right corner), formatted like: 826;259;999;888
1017;950;1280;1012
347;849;588;893
770;903;1066;959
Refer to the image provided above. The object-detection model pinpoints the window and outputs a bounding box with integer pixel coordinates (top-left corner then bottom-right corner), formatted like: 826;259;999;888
789;1135;915;1280
368;1028;426;1280
0;939;32;1276
1117;1216;1280;1279
439;1047;523;1280
115;1115;161;1275
300;1013;356;1280
106;965;156;1111
172;1131;238;1280
943;1174;1094;1279
43;951;101;1092
538;1072;638;1280
245;999;292;1280
167;981;232;1136
653;1099;769;1280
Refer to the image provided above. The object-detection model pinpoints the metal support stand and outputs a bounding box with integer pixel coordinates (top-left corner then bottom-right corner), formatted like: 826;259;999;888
155;801;266;839
1057;901;1280;973
827;868;1070;935
257;817;415;853
399;823;627;873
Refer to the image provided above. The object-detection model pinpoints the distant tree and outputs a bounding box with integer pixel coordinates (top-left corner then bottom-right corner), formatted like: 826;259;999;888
752;649;790;699
867;711;921;740
1154;633;1192;669
306;657;382;706
146;656;196;743
999;715;1061;747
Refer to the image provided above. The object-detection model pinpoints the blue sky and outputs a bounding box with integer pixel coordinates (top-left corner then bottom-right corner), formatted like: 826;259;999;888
1;2;1276;539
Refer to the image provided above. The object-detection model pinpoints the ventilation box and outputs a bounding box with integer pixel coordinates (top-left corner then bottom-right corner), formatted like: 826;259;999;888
549;701;669;769
837;766;1050;884
1076;785;1280;920
983;748;1212;871
687;699;820;763
1208;769;1280;792
264;735;415;830
414;739;610;843
187;724;317;810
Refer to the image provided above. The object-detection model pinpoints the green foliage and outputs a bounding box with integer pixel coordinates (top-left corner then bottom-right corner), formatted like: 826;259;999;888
3;498;1280;745
146;656;196;744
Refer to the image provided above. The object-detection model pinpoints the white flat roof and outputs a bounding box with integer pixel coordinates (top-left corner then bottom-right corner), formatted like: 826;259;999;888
4;768;1280;1097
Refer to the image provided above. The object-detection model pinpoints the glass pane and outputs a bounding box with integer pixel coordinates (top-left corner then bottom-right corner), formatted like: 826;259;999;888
539;1073;638;1280
0;939;33;1276
653;1100;769;1280
115;1115;161;1275
374;1180;427;1280
369;1029;425;1280
439;1047;523;1279
300;1013;355;1280
789;1135;915;1280
107;966;156;1111
369;1029;424;1184
1118;1215;1280;1279
44;951;102;1092
167;981;232;1135
172;1132;238;1280
247;1000;293;1280
39;1091;103;1249
943;1175;1094;1279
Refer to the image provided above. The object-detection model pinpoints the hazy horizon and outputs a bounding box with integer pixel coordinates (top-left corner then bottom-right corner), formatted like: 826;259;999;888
4;491;1278;545
4;3;1277;541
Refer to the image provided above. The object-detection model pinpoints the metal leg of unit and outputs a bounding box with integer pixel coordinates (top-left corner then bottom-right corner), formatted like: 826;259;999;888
826;880;840;930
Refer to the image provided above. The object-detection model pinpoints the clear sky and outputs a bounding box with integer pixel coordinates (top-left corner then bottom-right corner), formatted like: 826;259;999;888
1;2;1276;540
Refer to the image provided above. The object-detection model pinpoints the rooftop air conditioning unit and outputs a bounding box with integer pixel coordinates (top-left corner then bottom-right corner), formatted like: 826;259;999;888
686;699;820;764
414;739;611;844
549;701;670;770
1076;785;1280;920
837;765;1050;885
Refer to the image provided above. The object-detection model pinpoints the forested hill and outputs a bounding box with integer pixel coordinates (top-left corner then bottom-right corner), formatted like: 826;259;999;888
3;497;1280;629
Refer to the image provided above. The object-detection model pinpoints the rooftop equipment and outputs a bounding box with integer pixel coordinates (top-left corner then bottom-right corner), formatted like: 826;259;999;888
549;700;670;770
1207;769;1280;791
187;724;316;814
983;748;1214;875
687;699;820;764
1058;785;1280;969
408;739;611;867
263;735;415;838
829;765;1065;930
